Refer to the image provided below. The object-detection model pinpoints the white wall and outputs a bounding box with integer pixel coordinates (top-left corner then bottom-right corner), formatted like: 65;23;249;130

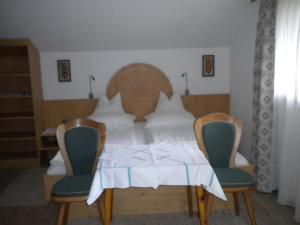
41;47;229;100
229;2;259;159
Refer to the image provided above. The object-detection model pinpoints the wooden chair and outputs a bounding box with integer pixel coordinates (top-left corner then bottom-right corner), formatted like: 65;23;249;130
51;118;106;225
194;113;257;225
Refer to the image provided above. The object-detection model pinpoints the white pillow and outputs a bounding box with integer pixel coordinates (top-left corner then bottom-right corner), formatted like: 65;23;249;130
158;91;169;101
89;112;135;130
49;151;64;166
145;111;194;128
155;92;186;112
94;93;125;113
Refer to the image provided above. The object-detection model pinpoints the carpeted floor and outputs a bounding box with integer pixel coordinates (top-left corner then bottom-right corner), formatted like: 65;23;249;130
0;168;46;206
0;168;299;225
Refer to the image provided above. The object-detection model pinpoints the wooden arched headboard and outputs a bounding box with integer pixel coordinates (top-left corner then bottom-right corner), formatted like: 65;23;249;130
106;63;173;121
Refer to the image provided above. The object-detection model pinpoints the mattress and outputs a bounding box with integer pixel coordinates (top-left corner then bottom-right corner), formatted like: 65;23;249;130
47;123;250;176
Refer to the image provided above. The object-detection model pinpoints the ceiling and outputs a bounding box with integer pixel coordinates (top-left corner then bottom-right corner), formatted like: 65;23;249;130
0;0;258;52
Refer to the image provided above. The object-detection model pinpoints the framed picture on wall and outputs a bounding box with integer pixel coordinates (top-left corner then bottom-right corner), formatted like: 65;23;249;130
57;60;71;82
202;55;215;77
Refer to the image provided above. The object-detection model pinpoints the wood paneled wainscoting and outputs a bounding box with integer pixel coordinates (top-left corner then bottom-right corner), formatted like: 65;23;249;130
43;94;230;128
43;99;97;128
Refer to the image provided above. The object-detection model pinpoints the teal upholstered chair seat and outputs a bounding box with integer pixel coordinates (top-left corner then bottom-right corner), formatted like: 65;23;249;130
214;168;255;188
52;175;93;197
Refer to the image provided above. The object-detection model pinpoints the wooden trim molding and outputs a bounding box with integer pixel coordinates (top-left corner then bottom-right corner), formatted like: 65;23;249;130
43;94;230;128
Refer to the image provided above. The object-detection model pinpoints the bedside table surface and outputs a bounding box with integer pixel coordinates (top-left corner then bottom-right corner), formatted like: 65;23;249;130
41;128;57;136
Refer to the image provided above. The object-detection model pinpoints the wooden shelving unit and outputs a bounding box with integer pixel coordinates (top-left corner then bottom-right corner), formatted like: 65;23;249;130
0;39;43;167
40;128;58;165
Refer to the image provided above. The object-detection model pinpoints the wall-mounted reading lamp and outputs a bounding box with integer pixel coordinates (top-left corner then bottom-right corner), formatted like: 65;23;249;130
89;75;96;99
181;72;190;96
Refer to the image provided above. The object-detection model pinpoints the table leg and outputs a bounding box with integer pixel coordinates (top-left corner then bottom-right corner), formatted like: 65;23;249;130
104;189;113;225
110;189;114;221
187;186;193;217
196;186;207;225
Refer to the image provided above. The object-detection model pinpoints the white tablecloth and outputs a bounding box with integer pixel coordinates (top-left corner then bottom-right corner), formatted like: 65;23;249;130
87;143;226;205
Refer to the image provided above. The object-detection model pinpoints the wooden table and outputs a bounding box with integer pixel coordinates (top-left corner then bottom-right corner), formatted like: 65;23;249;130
102;186;208;225
87;144;226;225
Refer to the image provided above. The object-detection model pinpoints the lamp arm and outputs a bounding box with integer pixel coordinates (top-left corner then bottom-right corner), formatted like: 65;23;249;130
89;75;96;93
185;73;188;90
89;77;92;93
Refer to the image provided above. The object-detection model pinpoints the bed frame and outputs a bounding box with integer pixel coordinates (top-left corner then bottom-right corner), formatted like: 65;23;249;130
43;63;253;218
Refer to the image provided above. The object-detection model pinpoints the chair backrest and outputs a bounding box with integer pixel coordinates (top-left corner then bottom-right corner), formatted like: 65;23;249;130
194;113;242;168
56;118;106;176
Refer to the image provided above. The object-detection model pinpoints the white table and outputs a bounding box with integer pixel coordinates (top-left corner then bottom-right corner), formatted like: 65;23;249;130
87;143;226;225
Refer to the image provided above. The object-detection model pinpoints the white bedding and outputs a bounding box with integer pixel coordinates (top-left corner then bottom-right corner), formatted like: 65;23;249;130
105;122;149;145
47;123;250;176
148;125;196;144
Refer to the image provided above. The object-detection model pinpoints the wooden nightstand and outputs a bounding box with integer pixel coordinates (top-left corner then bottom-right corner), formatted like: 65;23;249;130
40;128;58;165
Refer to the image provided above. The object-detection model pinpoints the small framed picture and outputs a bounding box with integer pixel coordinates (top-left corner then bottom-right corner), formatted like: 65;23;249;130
202;55;215;77
57;60;71;82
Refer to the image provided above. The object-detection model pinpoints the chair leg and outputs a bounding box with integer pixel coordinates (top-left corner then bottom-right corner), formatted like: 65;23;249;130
242;191;257;225
187;186;193;217
196;186;208;225
205;193;213;219
232;192;240;216
195;188;199;208
97;198;104;224
104;189;113;225
110;189;114;221
62;203;70;225
56;203;67;225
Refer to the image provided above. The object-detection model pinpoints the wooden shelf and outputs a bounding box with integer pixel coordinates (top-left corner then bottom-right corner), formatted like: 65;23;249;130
40;146;58;151
0;45;28;57
0;147;36;154
0;94;32;99
0;152;37;161
0;73;30;77
41;128;56;136
0;132;36;140
0;112;34;119
40;128;58;165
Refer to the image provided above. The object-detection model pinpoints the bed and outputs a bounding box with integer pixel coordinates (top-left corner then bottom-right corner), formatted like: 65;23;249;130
43;63;253;217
